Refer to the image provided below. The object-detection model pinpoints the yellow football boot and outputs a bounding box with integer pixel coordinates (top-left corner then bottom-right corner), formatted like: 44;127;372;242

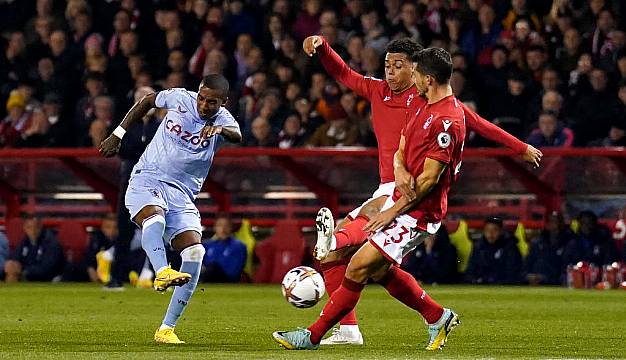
425;309;460;351
153;265;191;292
154;327;185;344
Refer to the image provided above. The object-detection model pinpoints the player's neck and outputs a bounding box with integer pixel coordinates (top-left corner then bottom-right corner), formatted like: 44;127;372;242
426;84;453;104
392;81;412;94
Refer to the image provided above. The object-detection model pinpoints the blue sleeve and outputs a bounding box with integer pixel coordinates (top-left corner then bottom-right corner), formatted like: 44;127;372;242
464;244;482;283
221;240;247;282
502;244;522;284
155;88;185;110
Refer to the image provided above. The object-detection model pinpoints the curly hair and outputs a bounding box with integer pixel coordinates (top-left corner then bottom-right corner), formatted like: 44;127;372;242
385;38;423;59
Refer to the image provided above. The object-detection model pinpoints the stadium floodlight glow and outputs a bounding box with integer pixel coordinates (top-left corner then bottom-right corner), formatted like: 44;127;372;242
52;193;104;200
263;192;316;199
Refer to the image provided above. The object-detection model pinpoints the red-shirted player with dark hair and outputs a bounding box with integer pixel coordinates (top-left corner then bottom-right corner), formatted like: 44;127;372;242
299;36;542;345
273;47;467;351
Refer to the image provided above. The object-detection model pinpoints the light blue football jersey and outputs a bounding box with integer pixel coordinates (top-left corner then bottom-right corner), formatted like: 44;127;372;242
131;88;239;200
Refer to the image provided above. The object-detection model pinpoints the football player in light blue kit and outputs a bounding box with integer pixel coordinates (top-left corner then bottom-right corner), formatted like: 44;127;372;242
99;74;241;344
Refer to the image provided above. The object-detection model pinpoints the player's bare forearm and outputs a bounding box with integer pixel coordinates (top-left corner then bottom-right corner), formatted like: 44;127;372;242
364;159;444;232
200;125;241;143
99;93;156;157
220;126;242;143
119;93;157;130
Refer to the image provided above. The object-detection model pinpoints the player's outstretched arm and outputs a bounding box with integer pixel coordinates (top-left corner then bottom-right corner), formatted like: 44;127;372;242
462;103;543;167
364;158;446;232
99;93;157;157
303;35;374;99
200;125;242;143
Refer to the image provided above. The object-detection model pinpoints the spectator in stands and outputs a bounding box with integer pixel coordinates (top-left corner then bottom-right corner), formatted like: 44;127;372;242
64;213;116;283
573;68;621;145
563;210;620;267
4;215;65;283
526;111;574;148
307;104;359;147
459;4;501;61
588;121;626;147
0;231;8;280
277;113;307;149
201;214;247;283
402;225;458;284
555;28;582;77
465;217;523;285
292;0;321;42
502;0;541;32
361;8;388;54
525;212;573;285
293;97;324;138
244;116;277;147
0;90;31;148
74;71;106;146
16;107;51;148
488;70;530;137
89;96;114;147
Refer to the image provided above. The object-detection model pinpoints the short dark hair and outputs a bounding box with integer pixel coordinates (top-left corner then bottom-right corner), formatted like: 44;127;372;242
386;38;423;59
413;47;453;83
485;216;503;228
539;110;558;120
200;74;229;94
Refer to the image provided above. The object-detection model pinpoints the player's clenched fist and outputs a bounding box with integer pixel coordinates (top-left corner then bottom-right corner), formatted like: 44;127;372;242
99;135;121;157
201;125;223;139
303;36;323;57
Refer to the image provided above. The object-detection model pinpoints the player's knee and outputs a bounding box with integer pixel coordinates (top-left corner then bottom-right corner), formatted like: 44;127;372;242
180;243;205;263
172;230;202;251
359;197;386;219
345;263;369;284
134;205;165;225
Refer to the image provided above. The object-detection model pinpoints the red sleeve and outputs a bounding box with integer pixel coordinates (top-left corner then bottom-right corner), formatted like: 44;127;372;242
461;102;528;154
425;117;458;164
317;38;380;100
563;128;574;147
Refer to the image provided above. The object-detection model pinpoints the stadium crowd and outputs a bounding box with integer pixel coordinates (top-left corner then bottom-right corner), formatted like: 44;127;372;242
1;0;625;149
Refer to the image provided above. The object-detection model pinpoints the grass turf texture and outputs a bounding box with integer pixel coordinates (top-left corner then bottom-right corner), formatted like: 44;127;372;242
0;284;624;359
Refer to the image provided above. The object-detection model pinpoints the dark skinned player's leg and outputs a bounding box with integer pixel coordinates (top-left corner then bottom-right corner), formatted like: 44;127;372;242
318;196;387;343
133;205;169;276
160;230;205;330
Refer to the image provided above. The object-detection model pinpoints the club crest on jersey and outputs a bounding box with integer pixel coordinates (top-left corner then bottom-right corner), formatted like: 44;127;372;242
423;115;433;129
165;118;211;148
383;95;391;101
437;132;451;148
406;93;415;106
442;119;452;131
150;189;160;198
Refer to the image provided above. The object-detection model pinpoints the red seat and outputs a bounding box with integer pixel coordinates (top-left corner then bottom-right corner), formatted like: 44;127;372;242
5;217;24;251
56;221;89;263
254;220;305;283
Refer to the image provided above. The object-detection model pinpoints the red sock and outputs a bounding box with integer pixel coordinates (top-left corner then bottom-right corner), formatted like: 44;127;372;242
379;266;443;324
334;215;369;249
320;260;358;326
308;277;365;344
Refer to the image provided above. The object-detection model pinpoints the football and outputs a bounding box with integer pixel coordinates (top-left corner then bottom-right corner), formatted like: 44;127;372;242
281;266;326;308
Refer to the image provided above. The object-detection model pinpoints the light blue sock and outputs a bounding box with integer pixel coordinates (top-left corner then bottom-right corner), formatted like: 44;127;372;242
141;214;168;272
162;244;205;328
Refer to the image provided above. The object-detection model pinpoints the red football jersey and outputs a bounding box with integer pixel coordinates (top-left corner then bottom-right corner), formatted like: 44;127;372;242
393;95;466;226
317;38;526;184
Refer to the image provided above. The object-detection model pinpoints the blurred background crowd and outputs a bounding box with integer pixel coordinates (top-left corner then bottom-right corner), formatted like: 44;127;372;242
1;0;625;150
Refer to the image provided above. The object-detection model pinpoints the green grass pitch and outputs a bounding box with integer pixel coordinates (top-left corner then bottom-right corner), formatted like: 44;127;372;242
0;283;624;359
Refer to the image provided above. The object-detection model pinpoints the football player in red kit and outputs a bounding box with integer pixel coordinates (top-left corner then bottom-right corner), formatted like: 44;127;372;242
301;35;542;345
273;47;465;351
